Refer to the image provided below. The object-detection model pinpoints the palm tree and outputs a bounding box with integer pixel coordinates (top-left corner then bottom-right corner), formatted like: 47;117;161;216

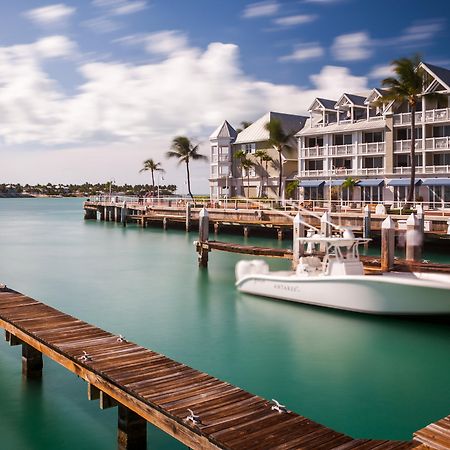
139;159;164;195
236;121;253;134
261;153;274;197
378;55;441;204
166;136;207;201
255;149;268;197
264;119;295;200
240;156;255;198
341;177;357;202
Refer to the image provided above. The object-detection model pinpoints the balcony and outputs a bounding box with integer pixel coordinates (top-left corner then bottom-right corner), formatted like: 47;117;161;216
300;168;355;177
394;140;423;153
328;144;354;156
358;167;385;175
424;165;450;174
302;147;325;158
393;108;450;125
358;142;385;154
425;136;450;151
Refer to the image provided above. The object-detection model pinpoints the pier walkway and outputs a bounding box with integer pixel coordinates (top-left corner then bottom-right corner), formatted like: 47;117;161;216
0;287;447;449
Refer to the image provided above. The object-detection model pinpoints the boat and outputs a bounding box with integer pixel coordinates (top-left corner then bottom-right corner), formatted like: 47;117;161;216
235;231;450;316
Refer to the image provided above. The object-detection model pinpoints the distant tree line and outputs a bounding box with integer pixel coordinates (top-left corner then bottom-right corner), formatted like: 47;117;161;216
0;183;177;197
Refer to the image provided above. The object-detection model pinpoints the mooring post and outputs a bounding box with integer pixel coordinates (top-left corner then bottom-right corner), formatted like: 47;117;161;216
243;227;249;238
121;202;127;227
214;222;219;234
22;343;43;379
320;211;331;252
292;213;304;269
363;205;371;239
277;229;283;240
198;208;209;268
381;216;395;272
447;218;450;235
406;213;422;262
118;404;147;450
163;217;167;230
186;202;192;232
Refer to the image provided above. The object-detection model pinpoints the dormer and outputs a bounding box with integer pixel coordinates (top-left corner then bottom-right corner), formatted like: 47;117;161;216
420;62;450;95
308;97;337;127
335;93;367;122
364;88;389;118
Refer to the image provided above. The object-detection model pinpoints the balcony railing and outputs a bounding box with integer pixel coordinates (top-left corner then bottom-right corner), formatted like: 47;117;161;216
359;167;385;175
328;144;354;156
302;147;325;157
393;108;450;125
425;136;450;151
424;165;450;174
358;142;385;154
394;140;423;152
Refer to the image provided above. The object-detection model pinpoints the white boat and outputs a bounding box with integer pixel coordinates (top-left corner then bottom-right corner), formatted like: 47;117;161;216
235;232;450;316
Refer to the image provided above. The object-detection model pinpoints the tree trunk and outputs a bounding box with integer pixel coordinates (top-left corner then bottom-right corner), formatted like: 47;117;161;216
278;149;283;201
247;174;250;198
185;160;194;202
407;104;416;204
151;170;155;195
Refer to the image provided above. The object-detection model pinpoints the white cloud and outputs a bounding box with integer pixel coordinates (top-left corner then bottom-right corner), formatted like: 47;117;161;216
280;43;324;62
113;1;147;15
0;35;368;189
83;16;121;33
92;0;147;15
274;14;317;27
331;31;372;61
368;64;394;80
242;1;279;19
143;31;189;55
396;19;444;47
24;4;75;26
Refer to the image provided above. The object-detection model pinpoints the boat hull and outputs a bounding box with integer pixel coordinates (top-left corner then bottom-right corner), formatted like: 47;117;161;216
236;274;450;315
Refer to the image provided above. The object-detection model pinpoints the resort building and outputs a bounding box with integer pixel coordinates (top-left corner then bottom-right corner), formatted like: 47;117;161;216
209;62;450;206
209;112;307;199
297;62;450;207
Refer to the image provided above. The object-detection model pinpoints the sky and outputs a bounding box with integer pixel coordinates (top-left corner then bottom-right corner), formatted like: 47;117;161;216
1;0;449;193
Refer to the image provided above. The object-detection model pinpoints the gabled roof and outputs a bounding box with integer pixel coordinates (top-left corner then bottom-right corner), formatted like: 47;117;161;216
209;120;237;140
364;88;388;105
234;112;307;144
298;116;385;136
420;62;450;91
335;93;367;109
308;97;337;112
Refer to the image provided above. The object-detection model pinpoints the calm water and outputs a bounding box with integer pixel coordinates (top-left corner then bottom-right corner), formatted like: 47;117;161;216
0;198;449;450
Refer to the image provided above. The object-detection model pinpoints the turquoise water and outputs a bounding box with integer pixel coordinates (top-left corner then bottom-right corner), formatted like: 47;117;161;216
0;198;449;449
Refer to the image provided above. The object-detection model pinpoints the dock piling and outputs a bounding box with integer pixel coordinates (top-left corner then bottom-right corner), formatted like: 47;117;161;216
363;205;371;239
406;213;422;262
320;211;331;252
381;216;396;272
22;343;43;379
185;203;192;232
292;213;304;268
198;208;210;268
118;405;147;450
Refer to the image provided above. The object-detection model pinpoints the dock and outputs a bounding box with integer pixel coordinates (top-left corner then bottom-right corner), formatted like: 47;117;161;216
1;286;447;449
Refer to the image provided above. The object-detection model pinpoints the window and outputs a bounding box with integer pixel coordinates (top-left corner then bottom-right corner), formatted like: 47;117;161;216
211;166;218;177
432;126;450;138
219;166;229;176
333;134;352;145
211;146;218;163
241;143;256;154
396;127;422;140
303;186;324;201
432;153;450;165
361;186;383;202
394;154;422;167
362;157;383;168
306;160;323;171
306;137;323;147
332;158;352;169
363;131;384;143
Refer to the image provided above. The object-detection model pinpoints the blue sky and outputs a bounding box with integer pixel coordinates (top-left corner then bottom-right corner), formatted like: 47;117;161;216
1;0;449;191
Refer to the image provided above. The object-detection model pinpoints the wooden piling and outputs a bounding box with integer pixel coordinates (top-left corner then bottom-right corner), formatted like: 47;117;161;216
406;213;422;262
163;217;167;230
277;229;283;240
320;211;331;252
214;222;219;234
363;205;371;239
381;216;395;272
118;404;147;450
243;227;249;238
121;203;128;227
292;213;304;269
198;208;209;268
185;202;192;232
22;343;43;379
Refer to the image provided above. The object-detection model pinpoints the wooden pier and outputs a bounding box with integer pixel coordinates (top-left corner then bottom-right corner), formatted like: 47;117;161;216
1;286;447;449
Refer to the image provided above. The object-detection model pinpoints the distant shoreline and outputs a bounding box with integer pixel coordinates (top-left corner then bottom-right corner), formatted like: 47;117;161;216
0;193;85;199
